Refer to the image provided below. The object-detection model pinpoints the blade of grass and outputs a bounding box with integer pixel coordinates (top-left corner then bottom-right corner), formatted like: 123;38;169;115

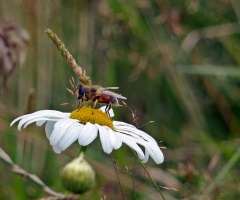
201;147;240;198
176;65;240;78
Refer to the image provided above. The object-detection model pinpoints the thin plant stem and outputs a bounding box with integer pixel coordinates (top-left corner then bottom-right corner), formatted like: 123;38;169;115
77;146;87;162
109;155;125;200
131;149;166;200
80;146;87;154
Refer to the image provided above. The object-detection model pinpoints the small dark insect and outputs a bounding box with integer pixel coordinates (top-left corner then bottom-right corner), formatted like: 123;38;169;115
67;77;126;114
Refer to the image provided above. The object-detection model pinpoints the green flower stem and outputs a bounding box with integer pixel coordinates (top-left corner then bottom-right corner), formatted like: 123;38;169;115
79;146;87;155
45;29;91;85
131;149;166;200
75;146;87;163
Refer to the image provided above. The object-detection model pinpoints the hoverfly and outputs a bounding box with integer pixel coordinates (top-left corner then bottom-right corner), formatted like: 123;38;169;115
67;77;126;114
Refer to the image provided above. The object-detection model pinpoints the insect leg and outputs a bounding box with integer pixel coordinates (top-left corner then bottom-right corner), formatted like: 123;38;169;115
105;104;108;112
77;99;83;111
106;103;112;117
93;100;98;109
108;103;112;112
105;104;109;114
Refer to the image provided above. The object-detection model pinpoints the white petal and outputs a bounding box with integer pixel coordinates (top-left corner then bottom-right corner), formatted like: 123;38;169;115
99;106;114;117
114;128;143;140
129;138;164;164
58;123;83;151
50;119;78;146
115;124;164;163
145;143;164;164
53;144;62;154
17;114;38;130
30;110;71;118
142;151;150;164
113;121;136;129
24;118;56;129
45;121;56;139
10;115;26;127
97;124;113;154
108;128;122;149
36;120;46;126
116;133;144;159
78;122;98;146
115;125;156;142
10;110;70;130
23;118;45;129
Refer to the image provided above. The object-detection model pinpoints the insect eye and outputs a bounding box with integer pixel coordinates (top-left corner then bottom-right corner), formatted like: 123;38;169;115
78;85;85;98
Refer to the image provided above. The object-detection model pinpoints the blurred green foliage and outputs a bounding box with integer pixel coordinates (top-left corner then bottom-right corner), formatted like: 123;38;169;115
1;0;240;199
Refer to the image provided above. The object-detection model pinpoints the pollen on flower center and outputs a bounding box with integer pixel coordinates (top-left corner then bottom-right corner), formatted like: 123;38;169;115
69;106;114;130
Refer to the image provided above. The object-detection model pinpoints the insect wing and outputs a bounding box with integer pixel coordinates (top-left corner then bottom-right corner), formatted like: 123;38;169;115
102;90;127;99
104;87;119;90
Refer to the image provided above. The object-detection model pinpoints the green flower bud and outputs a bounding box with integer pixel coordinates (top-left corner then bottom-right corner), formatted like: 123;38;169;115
61;156;95;194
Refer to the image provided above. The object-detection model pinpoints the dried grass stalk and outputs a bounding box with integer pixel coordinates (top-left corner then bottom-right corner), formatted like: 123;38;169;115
45;29;91;85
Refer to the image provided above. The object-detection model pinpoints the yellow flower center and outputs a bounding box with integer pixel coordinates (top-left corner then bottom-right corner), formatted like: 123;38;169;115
69;106;114;130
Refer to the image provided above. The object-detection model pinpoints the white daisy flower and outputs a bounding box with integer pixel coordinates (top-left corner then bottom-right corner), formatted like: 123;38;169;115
10;106;164;164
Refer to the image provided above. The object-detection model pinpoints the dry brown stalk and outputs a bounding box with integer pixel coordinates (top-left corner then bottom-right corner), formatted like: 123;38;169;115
0;147;80;200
